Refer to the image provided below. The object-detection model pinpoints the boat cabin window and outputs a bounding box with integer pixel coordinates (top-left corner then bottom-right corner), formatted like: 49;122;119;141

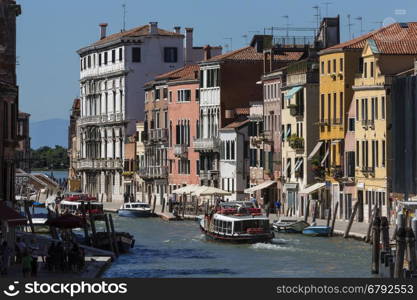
213;219;232;234
126;204;131;208
233;219;269;233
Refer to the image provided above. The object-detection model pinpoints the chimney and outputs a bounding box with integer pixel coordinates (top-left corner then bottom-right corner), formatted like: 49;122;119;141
99;23;108;40
174;26;181;34
203;45;212;61
149;22;158;35
185;27;193;63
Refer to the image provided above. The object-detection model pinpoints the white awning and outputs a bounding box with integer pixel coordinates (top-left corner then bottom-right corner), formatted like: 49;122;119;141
321;148;329;166
331;139;342;144
244;180;276;193
284;183;298;190
172;185;201;194
308;141;323;160
285;127;291;138
299;182;326;194
284;160;291;174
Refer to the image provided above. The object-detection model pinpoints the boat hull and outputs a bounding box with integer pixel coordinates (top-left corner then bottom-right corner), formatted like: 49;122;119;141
199;224;273;244
118;209;152;218
273;221;310;233
302;226;331;237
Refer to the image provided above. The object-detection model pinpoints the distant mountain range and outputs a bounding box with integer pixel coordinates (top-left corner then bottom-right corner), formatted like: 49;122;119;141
30;118;69;149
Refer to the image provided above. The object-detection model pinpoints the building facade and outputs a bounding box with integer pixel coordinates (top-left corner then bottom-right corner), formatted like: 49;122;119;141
166;65;201;194
16;111;31;172
76;22;186;202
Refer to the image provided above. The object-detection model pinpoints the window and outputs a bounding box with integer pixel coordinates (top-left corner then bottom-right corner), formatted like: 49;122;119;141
112;49;116;63
327;60;331;73
381;96;385;119
348;118;355;131
163;88;168;99
382;140;386;167
359;57;364;73
371;98;375;120
155;89;160;100
333;59;336;73
206;69;219;88
364;62;367;78
340;92;343;123
104;52;108;65
321;61;324;74
177;90;191;102
320;94;325;122
168;91;172;103
327;94;331;124
119;48;123;61
164;47;178;62
195;89;200;101
87;55;91;68
333;93;337;123
356;99;359;121
132;47;141;62
340;58;343;72
356;141;360;167
99;53;102;66
370;62;374;78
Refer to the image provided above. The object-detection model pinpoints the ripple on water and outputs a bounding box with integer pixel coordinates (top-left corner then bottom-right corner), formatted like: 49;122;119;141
106;268;237;278
250;242;297;252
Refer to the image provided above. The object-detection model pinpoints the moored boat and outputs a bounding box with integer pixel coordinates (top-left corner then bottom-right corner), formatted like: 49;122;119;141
118;202;152;217
199;202;273;244
93;232;135;253
272;218;310;233
302;225;331;237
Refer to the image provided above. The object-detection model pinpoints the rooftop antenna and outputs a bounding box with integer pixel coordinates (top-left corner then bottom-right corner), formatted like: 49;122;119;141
224;37;233;51
355;16;363;34
282;15;289;37
122;3;126;32
322;2;332;17
313;6;321;35
347;14;354;39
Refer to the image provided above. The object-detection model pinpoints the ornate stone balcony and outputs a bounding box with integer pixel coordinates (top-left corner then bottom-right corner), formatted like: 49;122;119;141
173;144;188;157
80;113;124;126
193;137;220;152
75;158;123;170
139;166;168;179
148;128;169;143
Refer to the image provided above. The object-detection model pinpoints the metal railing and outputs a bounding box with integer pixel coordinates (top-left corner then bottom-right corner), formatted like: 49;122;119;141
173;144;188;157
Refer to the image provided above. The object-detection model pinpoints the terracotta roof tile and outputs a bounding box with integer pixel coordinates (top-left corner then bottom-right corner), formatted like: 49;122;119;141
206;46;303;62
92;25;182;47
157;64;200;82
326;22;417;54
234;107;250;115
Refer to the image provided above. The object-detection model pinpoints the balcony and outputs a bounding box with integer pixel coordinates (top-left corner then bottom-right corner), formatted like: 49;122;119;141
75;158;123;170
173;144;188;157
80;113;124;126
199;169;220;181
330;165;343;179
361;119;375;130
139;166;168;179
288;104;303;117
193;137;220;152
148;128;169;143
288;135;304;152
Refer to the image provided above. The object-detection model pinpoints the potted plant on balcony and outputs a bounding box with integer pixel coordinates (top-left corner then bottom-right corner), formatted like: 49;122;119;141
311;158;325;179
287;134;304;150
287;104;299;116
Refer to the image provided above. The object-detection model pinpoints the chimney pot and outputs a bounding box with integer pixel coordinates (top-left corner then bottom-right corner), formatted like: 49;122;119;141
203;45;212;61
185;28;194;63
174;26;181;34
149;22;158;35
99;23;108;40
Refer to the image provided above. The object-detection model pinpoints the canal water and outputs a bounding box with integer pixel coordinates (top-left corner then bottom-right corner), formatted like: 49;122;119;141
102;215;372;278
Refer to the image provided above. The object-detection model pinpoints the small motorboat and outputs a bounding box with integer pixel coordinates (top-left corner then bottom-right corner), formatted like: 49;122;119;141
94;232;135;253
272;218;310;233
302;225;331;237
118;202;152;217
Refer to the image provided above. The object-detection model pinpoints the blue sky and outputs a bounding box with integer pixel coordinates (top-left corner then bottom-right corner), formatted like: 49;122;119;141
16;0;417;121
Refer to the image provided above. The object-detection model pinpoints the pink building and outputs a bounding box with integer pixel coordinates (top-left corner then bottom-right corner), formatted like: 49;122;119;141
166;64;201;192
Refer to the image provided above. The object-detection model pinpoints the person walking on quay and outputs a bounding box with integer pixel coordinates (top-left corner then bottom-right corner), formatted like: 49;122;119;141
46;242;56;271
21;250;32;278
0;241;12;275
275;200;281;218
30;249;38;277
15;237;26;264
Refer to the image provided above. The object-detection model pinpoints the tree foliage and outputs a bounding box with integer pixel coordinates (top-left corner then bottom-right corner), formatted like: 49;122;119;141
30;145;69;170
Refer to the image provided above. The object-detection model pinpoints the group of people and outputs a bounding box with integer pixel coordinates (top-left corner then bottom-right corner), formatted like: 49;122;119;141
13;237;41;277
46;242;85;273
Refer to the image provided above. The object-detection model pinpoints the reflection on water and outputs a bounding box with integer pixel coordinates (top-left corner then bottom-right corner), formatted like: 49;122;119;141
102;216;371;278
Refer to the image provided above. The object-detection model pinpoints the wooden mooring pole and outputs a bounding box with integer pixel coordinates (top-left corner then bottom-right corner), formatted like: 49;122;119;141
406;228;417;274
80;201;90;245
109;214;119;257
371;216;381;274
303;198;310;223
380;216;390;252
104;214;116;255
394;226;406;278
365;206;377;243
330;201;339;236
344;200;359;238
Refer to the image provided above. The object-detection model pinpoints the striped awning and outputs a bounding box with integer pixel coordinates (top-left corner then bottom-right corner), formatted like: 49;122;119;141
308;141;323;160
244;180;276;193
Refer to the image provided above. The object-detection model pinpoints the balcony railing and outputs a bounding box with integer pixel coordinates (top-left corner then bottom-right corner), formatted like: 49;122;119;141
80;113;124;126
148;128;169;143
173;144;188;157
288;135;304;151
75;158;123;170
288;104;303;117
193;137;220;152
139;166;168;179
361;119;375;129
199;169;220;181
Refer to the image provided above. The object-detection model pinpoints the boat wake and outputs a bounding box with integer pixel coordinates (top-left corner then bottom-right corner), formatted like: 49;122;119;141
250;242;296;251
